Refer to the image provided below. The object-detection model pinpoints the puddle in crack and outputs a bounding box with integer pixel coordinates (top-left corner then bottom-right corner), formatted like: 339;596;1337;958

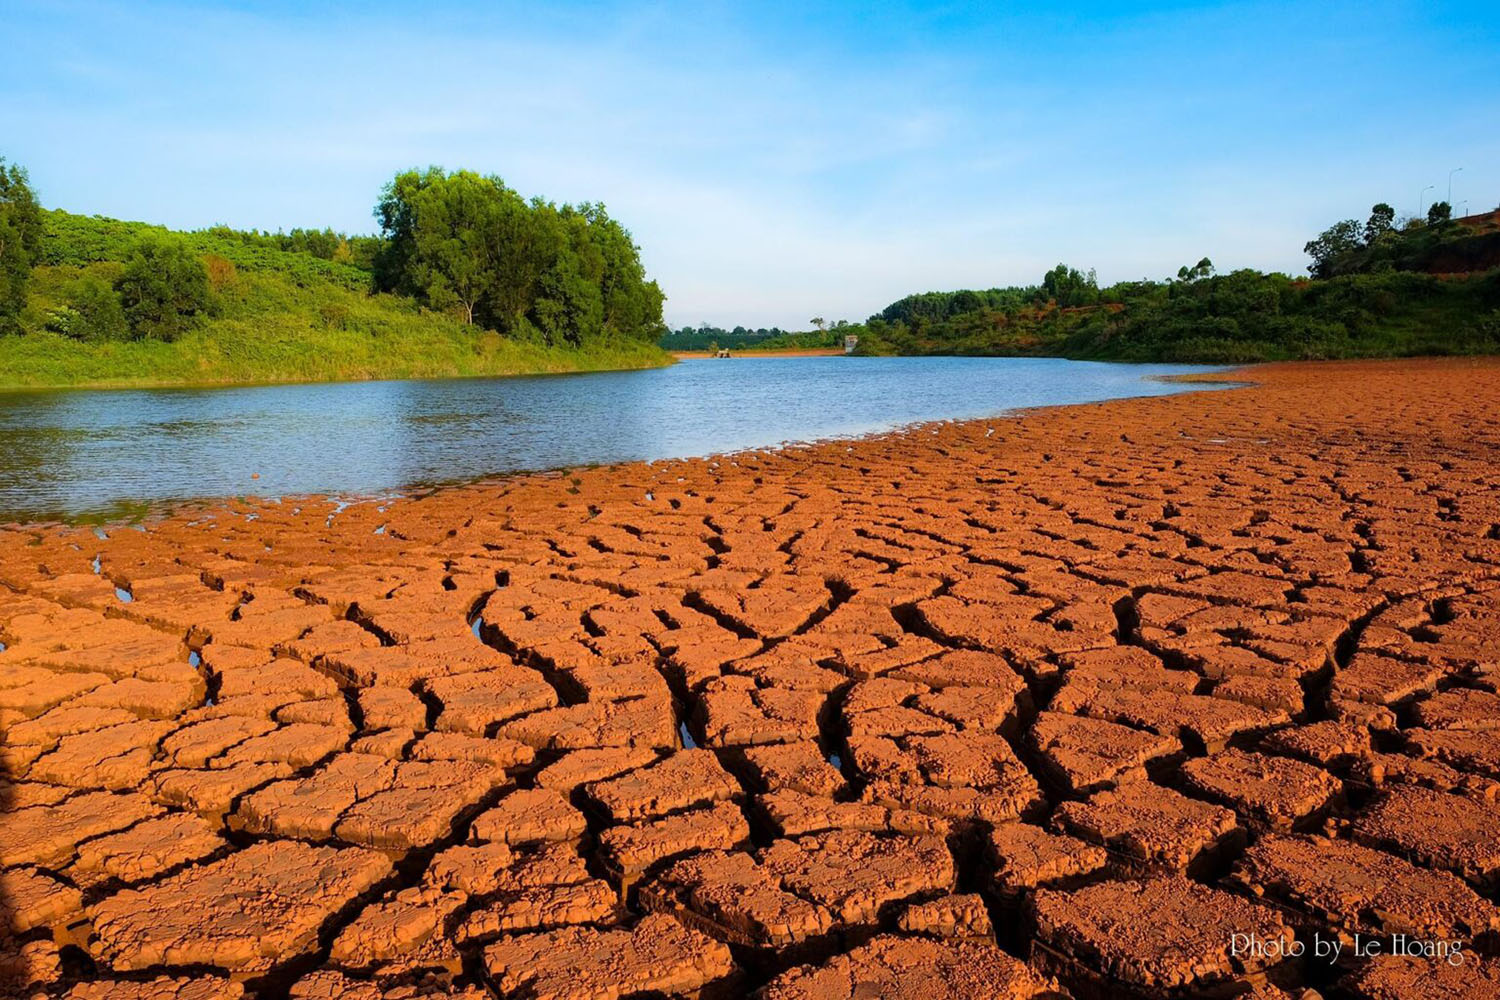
678;721;698;749
114;586;133;603
92;526;108;540
91;555;101;574
826;752;842;770
470;617;484;640
188;650;201;668
374;524;387;535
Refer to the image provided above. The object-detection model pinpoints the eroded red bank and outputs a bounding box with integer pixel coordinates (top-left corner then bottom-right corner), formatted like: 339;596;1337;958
2;358;1500;998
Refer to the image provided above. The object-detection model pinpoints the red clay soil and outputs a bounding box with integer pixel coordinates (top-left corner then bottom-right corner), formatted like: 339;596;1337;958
3;357;1500;998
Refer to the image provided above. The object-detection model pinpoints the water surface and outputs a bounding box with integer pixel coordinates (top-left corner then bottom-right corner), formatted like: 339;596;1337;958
0;357;1228;522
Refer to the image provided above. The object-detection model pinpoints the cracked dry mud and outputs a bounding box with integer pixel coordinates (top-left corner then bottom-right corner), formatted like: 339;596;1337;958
3;357;1500;998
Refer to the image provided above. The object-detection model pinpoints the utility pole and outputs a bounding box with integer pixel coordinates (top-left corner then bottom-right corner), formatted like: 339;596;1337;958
1448;167;1464;205
1419;184;1434;218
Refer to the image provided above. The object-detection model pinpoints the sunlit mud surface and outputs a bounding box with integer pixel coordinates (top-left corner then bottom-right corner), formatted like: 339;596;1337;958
2;358;1499;998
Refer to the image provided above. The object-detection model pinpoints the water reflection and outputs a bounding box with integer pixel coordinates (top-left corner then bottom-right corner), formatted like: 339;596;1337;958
0;357;1230;522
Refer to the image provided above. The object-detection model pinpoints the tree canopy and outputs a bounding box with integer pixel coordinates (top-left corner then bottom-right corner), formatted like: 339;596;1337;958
0;159;43;334
373;168;664;345
116;235;211;341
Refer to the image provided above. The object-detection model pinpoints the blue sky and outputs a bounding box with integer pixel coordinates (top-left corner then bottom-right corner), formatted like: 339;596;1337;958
3;1;1497;328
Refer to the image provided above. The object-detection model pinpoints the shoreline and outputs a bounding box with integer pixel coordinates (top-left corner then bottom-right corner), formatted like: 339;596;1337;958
3;357;1500;997
670;347;845;358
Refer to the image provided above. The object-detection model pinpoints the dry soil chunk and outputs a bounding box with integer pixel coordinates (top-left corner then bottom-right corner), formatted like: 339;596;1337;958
737;741;844;796
88;841;392;972
1349;784;1500;890
58;977;244;1000
2;866;84;933
898;893;994;939
1028;711;1179;793
584;748;740;821
0;789;160;867
1051;782;1240;873
758;830;956;925
69;811;225;885
1179;749;1341;830
757;934;1057;1000
986;823;1109;893
470;787;587;845
1340;954;1500;1000
1410;687;1500;731
640;848;833;948
1032;875;1294;993
533;746;658;791
1232;834;1500;943
1407;727;1500;779
597;800;751;885
483;911;736;1000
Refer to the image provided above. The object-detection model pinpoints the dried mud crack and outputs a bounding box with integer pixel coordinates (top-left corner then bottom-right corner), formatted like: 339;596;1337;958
3;358;1500;998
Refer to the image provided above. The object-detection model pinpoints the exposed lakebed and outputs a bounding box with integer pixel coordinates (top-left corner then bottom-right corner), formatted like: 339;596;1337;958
0;356;1228;521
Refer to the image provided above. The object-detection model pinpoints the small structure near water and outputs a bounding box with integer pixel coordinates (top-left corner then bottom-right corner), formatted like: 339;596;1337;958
844;334;859;354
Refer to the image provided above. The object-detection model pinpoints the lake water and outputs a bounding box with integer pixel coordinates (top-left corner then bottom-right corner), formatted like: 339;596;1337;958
0;357;1230;522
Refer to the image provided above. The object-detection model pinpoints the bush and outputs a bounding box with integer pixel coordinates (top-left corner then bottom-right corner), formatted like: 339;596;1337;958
55;276;129;341
116;235;210;341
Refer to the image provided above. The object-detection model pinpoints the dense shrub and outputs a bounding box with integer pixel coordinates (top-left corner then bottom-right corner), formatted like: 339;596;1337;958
48;275;130;341
116;236;211;341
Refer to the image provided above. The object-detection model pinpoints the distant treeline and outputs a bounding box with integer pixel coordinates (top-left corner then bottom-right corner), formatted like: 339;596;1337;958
852;206;1500;363
659;324;841;351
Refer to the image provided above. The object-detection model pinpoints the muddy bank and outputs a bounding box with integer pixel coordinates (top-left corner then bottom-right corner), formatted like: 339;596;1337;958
2;358;1499;998
670;347;845;358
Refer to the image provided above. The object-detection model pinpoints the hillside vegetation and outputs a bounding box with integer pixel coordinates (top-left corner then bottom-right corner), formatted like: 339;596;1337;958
0;160;670;388
850;204;1500;363
694;205;1500;365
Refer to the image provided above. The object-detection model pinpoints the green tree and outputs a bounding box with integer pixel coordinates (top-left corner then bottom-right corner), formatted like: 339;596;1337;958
374;167;665;344
0;158;43;334
374;168;517;326
1176;257;1215;282
1427;200;1452;226
1303;219;1361;278
1041;263;1098;306
116;235;210;341
1364;203;1396;244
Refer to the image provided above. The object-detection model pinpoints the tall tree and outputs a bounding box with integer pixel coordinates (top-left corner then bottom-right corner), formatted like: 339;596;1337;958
375;168;515;326
1364;203;1396;244
0;158;43;334
1041;264;1099;306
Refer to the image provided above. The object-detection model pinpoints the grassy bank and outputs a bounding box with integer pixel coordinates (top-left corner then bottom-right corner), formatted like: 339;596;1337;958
0;320;671;389
0;210;672;389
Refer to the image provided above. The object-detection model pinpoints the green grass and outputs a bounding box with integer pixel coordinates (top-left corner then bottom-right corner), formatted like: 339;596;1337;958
3;222;673;389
